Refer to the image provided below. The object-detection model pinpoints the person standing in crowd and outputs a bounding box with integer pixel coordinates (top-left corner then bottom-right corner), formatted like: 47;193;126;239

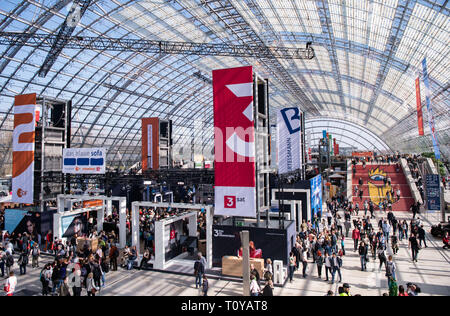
315;250;323;279
409;233;420;262
340;283;351;296
249;274;260;296
86;272;99;296
18;249;29;275
201;275;209;297
3;271;17;296
377;245;387;271
262;279;273;296
352;226;360;252
443;232;450;250
0;250;5;278
58;277;71;296
358;242;368;271
31;243;40;268
386;255;397;286
288;251;296;283
398;285;408;296
109;243;118;271
300;246;308;278
194;252;207;289
324;252;332;282
40;264;52;296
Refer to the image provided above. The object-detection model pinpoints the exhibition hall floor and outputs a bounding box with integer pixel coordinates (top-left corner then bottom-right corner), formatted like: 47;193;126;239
8;211;450;296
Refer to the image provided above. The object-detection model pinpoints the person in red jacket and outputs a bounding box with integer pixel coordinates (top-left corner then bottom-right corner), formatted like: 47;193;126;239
352;227;360;252
443;232;449;250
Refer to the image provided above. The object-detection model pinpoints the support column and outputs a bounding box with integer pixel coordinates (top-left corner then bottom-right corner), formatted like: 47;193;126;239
53;212;62;242
188;213;197;237
241;230;250;297
154;220;165;270
119;198;126;249
206;206;213;269
106;199;112;217
131;202;140;250
97;206;104;233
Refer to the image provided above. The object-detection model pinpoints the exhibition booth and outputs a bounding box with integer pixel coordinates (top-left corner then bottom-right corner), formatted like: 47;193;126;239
54;194;127;248
131;202;213;270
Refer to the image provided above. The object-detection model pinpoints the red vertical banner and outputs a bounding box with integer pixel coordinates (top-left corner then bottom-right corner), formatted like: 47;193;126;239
213;66;256;218
415;77;424;136
12;94;36;204
142;118;159;171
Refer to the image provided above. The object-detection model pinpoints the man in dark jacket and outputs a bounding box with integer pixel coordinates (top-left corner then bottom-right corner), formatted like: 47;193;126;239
358;242;368;271
418;225;427;248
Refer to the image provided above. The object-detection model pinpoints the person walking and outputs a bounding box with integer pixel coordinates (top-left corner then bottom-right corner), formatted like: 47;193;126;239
3;271;17;296
262;280;273;296
250;274;260;296
386;255;397;287
417;225;427;248
40;264;52;296
58;277;71;296
409;233;420;262
377;245;387;271
301;247;308;278
31;243;40;268
4;252;14;277
0;250;5;278
316;250;324;279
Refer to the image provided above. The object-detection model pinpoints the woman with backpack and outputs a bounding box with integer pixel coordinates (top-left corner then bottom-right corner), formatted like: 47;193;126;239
40;264;52;296
31;243;40;268
18;249;29;275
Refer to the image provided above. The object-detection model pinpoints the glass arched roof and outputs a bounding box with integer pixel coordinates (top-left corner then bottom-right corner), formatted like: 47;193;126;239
0;0;448;174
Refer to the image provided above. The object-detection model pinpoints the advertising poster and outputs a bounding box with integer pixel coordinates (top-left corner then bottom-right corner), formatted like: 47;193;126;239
422;58;441;160
310;175;323;218
12;94;36;204
277;107;303;174
213;66;256;218
4;209;41;242
63;148;106;174
61;213;88;238
142;118;159;171
212;224;293;265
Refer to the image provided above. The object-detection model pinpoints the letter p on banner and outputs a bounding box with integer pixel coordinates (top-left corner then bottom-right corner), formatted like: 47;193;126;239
12;94;36;204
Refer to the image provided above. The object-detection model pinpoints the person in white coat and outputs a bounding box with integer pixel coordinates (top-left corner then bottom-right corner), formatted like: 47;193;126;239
4;271;17;296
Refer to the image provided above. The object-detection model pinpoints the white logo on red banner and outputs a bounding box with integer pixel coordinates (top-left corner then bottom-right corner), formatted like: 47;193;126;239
213;66;256;218
12;94;36;204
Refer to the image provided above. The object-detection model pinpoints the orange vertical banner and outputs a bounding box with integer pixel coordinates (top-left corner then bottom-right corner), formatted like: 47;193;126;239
142;118;159;171
415;77;424;136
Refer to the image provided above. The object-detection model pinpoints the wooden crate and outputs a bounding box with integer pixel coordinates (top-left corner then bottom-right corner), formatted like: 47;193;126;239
222;256;264;278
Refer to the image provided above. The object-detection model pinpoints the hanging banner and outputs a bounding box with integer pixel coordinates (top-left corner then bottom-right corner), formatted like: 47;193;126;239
142;118;159;171
422;58;441;160
277;107;303;175
213;66;256;218
415;77;424;136
12;94;36;204
63;148;106;174
310;175;323;218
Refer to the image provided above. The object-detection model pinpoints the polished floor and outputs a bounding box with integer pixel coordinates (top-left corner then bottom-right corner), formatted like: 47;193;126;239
6;210;450;296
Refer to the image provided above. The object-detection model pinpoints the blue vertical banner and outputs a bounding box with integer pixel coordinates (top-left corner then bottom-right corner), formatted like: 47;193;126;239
425;174;440;211
422;58;441;160
310;175;323;219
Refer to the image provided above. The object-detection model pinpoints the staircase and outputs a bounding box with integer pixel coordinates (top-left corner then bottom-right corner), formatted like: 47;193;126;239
351;163;415;212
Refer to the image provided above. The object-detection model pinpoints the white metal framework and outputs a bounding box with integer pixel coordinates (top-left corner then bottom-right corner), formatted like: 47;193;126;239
0;0;448;176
